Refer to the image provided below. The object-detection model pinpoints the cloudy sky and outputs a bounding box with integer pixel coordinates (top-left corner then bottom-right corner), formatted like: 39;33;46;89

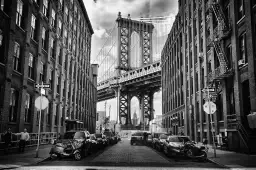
83;0;178;121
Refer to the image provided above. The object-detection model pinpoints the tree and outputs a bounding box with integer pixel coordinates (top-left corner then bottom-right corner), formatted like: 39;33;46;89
103;116;110;129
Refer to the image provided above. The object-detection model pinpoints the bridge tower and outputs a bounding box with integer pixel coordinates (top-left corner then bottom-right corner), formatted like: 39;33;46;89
115;12;156;130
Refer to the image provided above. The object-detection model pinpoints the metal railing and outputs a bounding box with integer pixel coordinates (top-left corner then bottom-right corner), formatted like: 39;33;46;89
0;132;57;150
237;122;250;152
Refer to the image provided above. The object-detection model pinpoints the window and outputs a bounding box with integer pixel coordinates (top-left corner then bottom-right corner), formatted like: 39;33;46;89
47;103;52;124
74;5;77;17
238;0;244;21
43;0;48;17
64;6;68;23
64;29;67;45
16;0;23;27
59;48;62;65
239;33;247;63
50;37;54;58
58;20;62;36
49;69;53;89
201;68;204;89
55;105;59;125
9;88;18;122
51;9;56;27
69;14;73;26
24;93;32;123
13;42;21;72
68;36;72;51
31;14;36;39
57;75;60;94
28;53;34;79
42;27;46;49
39;62;45;83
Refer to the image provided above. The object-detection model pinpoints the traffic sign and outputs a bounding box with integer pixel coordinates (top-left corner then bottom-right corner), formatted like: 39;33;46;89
35;84;50;89
35;96;49;110
203;101;217;114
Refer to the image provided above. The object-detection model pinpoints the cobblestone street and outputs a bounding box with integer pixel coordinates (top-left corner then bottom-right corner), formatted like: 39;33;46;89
35;139;223;169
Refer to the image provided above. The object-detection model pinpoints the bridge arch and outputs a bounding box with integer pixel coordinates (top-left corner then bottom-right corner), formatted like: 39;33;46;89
130;96;140;126
130;31;141;68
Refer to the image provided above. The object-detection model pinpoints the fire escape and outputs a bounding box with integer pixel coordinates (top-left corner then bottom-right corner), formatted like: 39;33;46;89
207;2;233;84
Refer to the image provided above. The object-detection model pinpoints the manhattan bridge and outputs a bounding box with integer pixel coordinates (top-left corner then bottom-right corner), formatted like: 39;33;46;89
93;12;173;130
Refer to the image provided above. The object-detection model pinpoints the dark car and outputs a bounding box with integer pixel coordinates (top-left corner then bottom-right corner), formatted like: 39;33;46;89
89;134;100;152
152;133;168;149
146;134;153;146
155;134;168;151
103;131;115;145
162;135;191;157
130;132;144;145
95;133;107;149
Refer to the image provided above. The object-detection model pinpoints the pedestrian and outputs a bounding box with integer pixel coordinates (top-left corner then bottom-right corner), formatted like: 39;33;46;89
18;128;30;153
3;128;12;154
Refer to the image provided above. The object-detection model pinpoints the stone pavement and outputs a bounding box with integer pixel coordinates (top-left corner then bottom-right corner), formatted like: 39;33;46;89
205;144;256;169
0;144;51;169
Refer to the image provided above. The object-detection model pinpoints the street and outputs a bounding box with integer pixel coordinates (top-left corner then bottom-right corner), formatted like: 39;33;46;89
34;139;223;169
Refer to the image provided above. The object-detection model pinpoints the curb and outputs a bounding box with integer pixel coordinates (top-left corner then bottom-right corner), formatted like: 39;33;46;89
207;158;230;169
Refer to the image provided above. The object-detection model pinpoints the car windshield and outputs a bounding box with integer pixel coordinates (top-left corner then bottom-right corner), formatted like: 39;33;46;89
90;135;96;140
159;134;167;139
104;132;113;137
95;134;102;138
148;135;152;139
73;132;85;139
64;132;76;139
132;132;143;136
169;136;190;142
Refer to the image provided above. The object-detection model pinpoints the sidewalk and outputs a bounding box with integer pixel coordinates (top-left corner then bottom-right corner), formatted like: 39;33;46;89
205;145;256;169
0;144;51;169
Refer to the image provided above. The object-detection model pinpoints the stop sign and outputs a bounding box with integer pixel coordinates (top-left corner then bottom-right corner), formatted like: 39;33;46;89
203;101;216;114
35;96;49;110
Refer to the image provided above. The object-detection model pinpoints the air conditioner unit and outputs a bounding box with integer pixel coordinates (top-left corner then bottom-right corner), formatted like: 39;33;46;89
238;59;245;66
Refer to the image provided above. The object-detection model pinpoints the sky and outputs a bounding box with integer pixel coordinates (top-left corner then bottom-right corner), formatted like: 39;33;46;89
83;0;178;121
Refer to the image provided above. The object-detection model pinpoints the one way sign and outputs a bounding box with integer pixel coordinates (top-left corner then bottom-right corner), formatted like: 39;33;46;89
35;84;50;89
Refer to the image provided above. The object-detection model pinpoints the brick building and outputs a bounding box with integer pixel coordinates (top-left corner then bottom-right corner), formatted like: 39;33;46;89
0;0;98;134
162;0;256;153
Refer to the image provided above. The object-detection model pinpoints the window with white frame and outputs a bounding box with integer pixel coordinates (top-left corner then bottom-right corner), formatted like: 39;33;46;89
28;53;34;79
31;14;36;39
49;69;53;89
24;93;31;122
68;36;72;51
42;27;46;49
16;0;23;27
74;5;77;17
69;14;73;25
58;20;62;36
51;9;56;27
50;37;54;58
64;29;67;45
13;42;20;72
39;61;44;83
64;6;68;23
9;88;18;122
238;0;244;21
239;32;247;63
43;0;48;17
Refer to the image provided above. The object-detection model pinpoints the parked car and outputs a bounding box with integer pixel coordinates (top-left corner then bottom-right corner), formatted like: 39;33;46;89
89;134;100;152
152;132;168;149
116;134;121;141
130;132;144;145
95;133;107;149
146;134;153;146
103;131;115;145
50;130;91;159
155;134;168;151
163;135;207;160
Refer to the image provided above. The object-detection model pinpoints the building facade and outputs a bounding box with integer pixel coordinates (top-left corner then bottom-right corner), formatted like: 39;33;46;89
162;0;256;153
0;0;97;134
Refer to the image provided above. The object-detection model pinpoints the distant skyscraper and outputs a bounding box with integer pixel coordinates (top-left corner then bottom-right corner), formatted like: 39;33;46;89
132;111;138;126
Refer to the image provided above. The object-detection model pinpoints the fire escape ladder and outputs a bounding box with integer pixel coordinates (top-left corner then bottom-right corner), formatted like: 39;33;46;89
212;40;228;70
237;122;250;153
212;2;230;38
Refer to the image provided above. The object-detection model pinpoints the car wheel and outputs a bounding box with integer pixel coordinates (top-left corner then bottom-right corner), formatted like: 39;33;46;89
164;146;168;156
186;149;193;158
74;152;82;161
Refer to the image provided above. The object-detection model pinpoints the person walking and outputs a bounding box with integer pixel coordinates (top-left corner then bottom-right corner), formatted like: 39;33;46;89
18;128;30;153
3;128;12;154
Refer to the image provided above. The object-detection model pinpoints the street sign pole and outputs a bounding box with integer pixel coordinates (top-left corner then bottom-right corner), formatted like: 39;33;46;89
35;82;43;158
207;84;216;158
